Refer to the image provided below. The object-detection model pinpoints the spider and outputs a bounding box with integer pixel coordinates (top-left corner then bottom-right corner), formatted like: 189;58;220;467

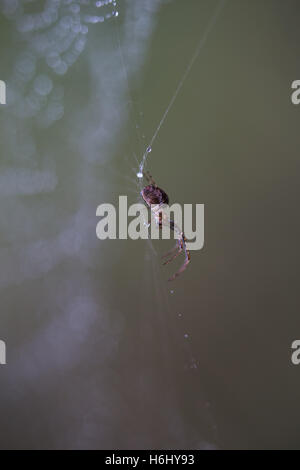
140;171;190;281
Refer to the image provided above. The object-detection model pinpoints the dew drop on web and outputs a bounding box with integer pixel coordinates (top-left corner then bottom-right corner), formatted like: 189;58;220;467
69;4;80;14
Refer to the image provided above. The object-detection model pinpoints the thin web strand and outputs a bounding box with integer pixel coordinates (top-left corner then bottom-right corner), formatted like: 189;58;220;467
113;12;145;159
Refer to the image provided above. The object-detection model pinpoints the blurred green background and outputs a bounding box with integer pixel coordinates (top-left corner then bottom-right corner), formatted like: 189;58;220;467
0;0;300;449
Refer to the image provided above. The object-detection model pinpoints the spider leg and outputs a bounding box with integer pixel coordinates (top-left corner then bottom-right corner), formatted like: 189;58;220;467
143;170;157;187
161;219;182;264
167;233;191;281
162;239;181;259
162;238;182;265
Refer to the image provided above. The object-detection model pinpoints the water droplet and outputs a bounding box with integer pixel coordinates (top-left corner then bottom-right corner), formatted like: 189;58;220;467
54;62;68;76
72;23;82;33
26;92;43;112
34;75;53;96
60;15;72;30
46;52;61;69
15;55;36;82
42;11;55;26
17;15;35;33
70;4;80;14
184;333;189;339
146;146;152;153
137;172;143;179
81;25;89;34
84;15;102;23
2;0;18;17
39;102;64;128
74;37;86;52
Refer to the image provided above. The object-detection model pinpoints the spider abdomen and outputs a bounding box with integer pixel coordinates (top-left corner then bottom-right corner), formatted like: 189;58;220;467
141;184;169;206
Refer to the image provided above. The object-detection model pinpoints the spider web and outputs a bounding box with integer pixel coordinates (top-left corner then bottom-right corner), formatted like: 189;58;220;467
111;0;227;449
137;0;227;176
